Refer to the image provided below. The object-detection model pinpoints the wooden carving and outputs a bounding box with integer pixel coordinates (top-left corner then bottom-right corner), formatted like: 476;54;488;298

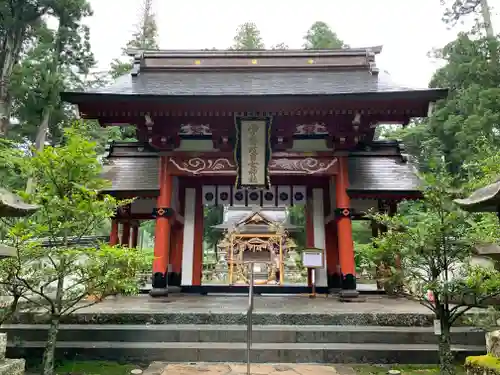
168;155;338;176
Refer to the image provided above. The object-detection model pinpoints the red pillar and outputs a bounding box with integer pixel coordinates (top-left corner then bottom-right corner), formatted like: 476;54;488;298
121;222;131;247
151;156;173;295
335;156;357;293
131;223;139;248
192;187;204;286
109;219;119;245
305;197;314;287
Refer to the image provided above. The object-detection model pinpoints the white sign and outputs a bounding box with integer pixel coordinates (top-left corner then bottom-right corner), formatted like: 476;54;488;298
433;320;441;335
302;249;324;268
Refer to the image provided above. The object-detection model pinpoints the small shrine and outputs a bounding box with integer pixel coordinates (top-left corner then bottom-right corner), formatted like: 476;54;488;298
214;207;297;285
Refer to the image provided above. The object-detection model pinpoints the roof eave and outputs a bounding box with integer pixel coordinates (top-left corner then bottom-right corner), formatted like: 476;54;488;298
61;88;449;106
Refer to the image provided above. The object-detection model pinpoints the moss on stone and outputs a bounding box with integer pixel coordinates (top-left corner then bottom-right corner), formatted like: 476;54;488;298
465;355;500;375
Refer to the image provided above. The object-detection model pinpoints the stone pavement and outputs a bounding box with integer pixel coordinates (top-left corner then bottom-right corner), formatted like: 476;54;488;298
144;362;355;375
75;293;429;315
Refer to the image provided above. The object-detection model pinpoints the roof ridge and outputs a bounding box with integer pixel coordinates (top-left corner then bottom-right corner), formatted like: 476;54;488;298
126;46;383;58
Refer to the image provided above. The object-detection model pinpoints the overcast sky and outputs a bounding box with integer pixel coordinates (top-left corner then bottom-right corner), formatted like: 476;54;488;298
86;0;500;88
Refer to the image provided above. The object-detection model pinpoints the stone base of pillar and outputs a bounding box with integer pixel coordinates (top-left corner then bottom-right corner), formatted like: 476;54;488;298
149;288;169;297
342;273;357;290
167;272;182;287
338;273;361;300
327;273;343;290
150;272;168;297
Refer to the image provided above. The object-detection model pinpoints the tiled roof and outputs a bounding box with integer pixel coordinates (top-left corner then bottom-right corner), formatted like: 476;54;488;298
101;157;159;192
81;70;428;98
347;156;421;192
61;48;447;101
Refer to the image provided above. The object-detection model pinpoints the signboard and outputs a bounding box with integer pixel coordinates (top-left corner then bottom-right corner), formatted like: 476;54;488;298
302;248;324;269
241;249;273;264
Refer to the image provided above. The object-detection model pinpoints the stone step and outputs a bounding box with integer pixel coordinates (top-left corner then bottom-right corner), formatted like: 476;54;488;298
6;341;484;364
2;324;486;346
14;311;441;326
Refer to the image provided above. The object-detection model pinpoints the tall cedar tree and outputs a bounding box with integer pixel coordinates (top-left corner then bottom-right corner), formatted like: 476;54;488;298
232;22;265;50
110;0;159;79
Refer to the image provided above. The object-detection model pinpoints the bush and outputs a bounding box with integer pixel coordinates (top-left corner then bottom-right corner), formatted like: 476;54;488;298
465;355;500;375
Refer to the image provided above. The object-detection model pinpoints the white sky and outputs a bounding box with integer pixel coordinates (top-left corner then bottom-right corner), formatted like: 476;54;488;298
86;0;500;88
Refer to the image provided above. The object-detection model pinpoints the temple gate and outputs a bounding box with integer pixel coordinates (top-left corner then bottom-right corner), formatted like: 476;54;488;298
61;47;447;298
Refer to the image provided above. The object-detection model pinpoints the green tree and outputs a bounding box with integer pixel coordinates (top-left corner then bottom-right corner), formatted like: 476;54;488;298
110;0;159;79
0;0;53;136
203;206;224;261
9;16;94;148
396;33;500;180
1;123;149;375
232;22;265;50
287;205;306;250
369;169;500;375
303;21;345;49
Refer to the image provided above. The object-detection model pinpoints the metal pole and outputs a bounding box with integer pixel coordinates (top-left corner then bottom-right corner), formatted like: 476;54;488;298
247;262;254;375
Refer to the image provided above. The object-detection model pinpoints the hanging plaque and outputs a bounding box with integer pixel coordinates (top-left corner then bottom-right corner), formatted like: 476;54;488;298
235;117;272;188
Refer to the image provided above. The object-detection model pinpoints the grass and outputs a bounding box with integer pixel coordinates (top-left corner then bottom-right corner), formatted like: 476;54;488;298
53;361;140;375
351;364;466;375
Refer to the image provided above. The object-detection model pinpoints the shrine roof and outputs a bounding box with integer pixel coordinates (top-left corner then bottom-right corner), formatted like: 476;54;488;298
62;48;447;103
213;207;298;232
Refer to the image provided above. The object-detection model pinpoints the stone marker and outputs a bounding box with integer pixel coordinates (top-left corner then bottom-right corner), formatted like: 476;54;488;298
131;369;143;375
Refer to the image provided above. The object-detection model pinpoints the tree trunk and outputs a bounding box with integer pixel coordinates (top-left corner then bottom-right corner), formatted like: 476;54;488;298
40;316;60;375
0;293;20;325
438;319;455;375
0;28;24;136
26;108;52;193
480;0;495;37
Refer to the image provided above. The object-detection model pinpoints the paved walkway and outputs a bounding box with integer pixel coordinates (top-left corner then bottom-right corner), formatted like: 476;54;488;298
75;293;429;315
144;362;354;375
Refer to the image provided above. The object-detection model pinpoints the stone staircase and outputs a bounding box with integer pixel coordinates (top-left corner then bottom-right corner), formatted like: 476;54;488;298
2;321;485;364
0;333;24;375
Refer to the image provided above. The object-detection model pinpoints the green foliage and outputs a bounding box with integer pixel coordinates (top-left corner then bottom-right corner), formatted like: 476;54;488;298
287;205;306;250
232;22;265;50
368;170;500;374
0;123;148;375
397;33;500;180
203;206;224;260
303;21;346;49
54;361;139;375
